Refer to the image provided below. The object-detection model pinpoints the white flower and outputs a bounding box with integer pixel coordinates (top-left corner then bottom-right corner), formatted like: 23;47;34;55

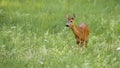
116;47;120;50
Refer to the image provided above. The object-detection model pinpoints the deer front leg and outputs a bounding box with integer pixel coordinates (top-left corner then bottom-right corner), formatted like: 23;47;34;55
76;41;80;48
80;41;84;47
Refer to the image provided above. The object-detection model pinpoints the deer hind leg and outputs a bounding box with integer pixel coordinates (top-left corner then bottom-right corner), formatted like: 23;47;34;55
85;40;88;48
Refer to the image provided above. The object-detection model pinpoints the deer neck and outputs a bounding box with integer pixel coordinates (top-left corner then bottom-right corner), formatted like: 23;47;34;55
70;24;80;38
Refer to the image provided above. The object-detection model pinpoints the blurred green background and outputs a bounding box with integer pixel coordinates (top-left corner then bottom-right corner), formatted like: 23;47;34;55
0;0;120;68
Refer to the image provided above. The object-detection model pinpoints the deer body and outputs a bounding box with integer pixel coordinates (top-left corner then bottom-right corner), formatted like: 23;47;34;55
65;14;89;48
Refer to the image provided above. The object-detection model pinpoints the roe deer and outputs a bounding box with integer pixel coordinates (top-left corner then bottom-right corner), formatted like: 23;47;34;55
65;14;90;48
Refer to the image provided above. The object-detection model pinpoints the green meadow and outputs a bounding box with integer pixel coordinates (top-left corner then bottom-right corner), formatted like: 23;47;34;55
0;0;120;68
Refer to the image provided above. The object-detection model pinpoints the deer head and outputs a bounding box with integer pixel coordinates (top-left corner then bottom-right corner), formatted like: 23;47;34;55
65;14;75;28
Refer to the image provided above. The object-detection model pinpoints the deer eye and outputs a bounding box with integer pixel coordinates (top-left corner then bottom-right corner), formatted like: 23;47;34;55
70;21;72;22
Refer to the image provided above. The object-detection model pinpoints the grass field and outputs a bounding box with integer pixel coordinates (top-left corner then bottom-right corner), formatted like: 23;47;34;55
0;0;120;68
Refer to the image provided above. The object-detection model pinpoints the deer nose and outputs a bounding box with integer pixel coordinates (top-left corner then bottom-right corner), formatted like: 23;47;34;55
66;25;69;27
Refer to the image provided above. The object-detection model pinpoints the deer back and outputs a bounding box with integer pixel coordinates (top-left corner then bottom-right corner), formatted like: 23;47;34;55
78;23;89;41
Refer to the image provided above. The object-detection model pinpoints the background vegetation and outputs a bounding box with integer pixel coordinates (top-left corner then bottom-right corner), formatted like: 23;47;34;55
0;0;120;68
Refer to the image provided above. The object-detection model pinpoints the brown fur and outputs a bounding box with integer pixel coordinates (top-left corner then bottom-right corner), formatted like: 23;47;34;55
65;14;90;48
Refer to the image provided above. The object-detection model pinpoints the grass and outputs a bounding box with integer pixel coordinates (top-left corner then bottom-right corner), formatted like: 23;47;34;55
0;0;120;68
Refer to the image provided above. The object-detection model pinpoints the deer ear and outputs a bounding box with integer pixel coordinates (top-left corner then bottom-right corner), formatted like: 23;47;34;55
71;18;74;20
65;14;68;19
73;13;75;18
